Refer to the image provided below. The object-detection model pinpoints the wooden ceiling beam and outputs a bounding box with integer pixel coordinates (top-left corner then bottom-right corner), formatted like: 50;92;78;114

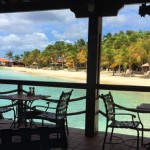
124;0;150;5
0;0;70;13
0;0;149;16
70;0;124;17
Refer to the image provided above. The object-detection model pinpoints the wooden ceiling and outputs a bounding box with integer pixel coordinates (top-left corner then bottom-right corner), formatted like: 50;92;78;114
0;0;150;17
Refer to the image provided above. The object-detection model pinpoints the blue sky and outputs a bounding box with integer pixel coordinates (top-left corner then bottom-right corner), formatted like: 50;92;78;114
0;4;150;58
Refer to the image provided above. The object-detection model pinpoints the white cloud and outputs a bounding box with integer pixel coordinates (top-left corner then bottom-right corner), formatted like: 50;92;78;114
0;32;49;56
51;21;88;39
103;14;127;27
0;5;149;57
103;4;150;35
0;9;87;57
0;9;76;34
1;34;20;43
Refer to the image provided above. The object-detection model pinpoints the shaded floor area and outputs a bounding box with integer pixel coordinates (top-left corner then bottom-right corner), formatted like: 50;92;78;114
0;119;149;150
68;128;150;150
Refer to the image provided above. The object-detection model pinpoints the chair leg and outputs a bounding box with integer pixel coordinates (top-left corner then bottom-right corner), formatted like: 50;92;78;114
30;118;32;127
29;119;36;128
137;130;139;150
42;119;44;126
102;126;108;150
137;113;144;146
10;109;17;128
65;118;69;135
10;119;16;129
141;124;144;146
30;119;37;128
110;127;114;142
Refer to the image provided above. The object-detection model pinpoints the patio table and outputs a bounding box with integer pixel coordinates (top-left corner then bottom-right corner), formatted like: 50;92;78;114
7;94;47;127
137;103;150;113
136;103;150;131
136;103;150;147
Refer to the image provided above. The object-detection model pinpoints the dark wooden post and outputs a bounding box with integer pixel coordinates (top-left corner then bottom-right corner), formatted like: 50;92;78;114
85;14;102;137
17;83;24;125
18;83;23;94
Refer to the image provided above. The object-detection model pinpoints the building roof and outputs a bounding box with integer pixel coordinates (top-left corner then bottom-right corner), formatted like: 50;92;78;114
0;58;9;62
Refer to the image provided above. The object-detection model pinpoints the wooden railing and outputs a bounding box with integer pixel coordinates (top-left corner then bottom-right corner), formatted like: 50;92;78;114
0;79;150;93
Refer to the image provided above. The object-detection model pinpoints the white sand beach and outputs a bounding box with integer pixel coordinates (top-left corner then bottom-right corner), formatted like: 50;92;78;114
3;66;150;86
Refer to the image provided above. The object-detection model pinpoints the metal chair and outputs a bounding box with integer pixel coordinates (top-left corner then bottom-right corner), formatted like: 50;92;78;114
30;89;73;135
99;92;144;150
0;105;15;128
0;89;18;128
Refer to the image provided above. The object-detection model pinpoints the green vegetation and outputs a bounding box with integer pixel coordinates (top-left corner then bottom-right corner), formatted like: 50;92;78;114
5;30;150;72
102;30;150;73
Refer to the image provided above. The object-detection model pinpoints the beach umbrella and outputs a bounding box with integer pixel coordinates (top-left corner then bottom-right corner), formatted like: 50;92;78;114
142;63;149;67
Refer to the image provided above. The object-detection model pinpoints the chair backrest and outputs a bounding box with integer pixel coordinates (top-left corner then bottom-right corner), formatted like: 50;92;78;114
0;89;19;119
100;92;115;121
0;125;68;150
56;89;73;118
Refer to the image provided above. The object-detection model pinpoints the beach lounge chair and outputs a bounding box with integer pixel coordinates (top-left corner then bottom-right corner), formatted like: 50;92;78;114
143;71;150;78
30;89;73;135
123;69;134;77
99;92;144;150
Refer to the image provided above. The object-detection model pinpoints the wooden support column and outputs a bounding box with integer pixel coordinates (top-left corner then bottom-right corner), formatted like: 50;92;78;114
18;83;23;94
85;14;102;137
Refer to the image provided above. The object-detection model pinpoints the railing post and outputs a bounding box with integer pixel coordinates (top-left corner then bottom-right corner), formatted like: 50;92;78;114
18;83;23;94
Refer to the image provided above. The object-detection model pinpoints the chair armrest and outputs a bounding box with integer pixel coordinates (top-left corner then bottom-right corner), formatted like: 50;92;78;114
32;105;48;110
0;102;17;115
99;110;107;118
104;102;150;114
32;105;56;109
44;98;58;104
29;97;57;113
115;106;145;124
42;95;51;99
113;113;136;118
45;99;57;110
114;103;138;112
31;105;56;113
47;107;56;109
98;111;136;118
0;102;17;109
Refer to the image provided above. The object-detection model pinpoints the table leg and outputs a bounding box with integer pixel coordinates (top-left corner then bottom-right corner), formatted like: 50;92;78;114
17;100;24;127
24;101;27;127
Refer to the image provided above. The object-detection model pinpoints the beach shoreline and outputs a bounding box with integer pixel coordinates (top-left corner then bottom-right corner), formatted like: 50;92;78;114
2;66;150;86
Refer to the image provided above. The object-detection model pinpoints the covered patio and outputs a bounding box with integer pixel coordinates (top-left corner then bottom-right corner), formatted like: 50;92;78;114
0;120;149;150
0;0;150;149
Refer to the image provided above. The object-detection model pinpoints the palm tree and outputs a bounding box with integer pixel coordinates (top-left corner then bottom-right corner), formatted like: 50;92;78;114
13;55;20;62
65;43;77;70
22;51;30;67
76;39;87;70
5;51;13;60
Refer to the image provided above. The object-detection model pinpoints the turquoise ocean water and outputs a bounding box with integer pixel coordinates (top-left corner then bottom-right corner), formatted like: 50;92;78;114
0;68;150;137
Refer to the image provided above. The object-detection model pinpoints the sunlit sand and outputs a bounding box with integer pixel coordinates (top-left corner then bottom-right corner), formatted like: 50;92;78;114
3;66;150;86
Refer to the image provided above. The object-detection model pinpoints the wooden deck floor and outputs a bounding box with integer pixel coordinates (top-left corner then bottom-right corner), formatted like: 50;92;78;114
0;119;149;150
